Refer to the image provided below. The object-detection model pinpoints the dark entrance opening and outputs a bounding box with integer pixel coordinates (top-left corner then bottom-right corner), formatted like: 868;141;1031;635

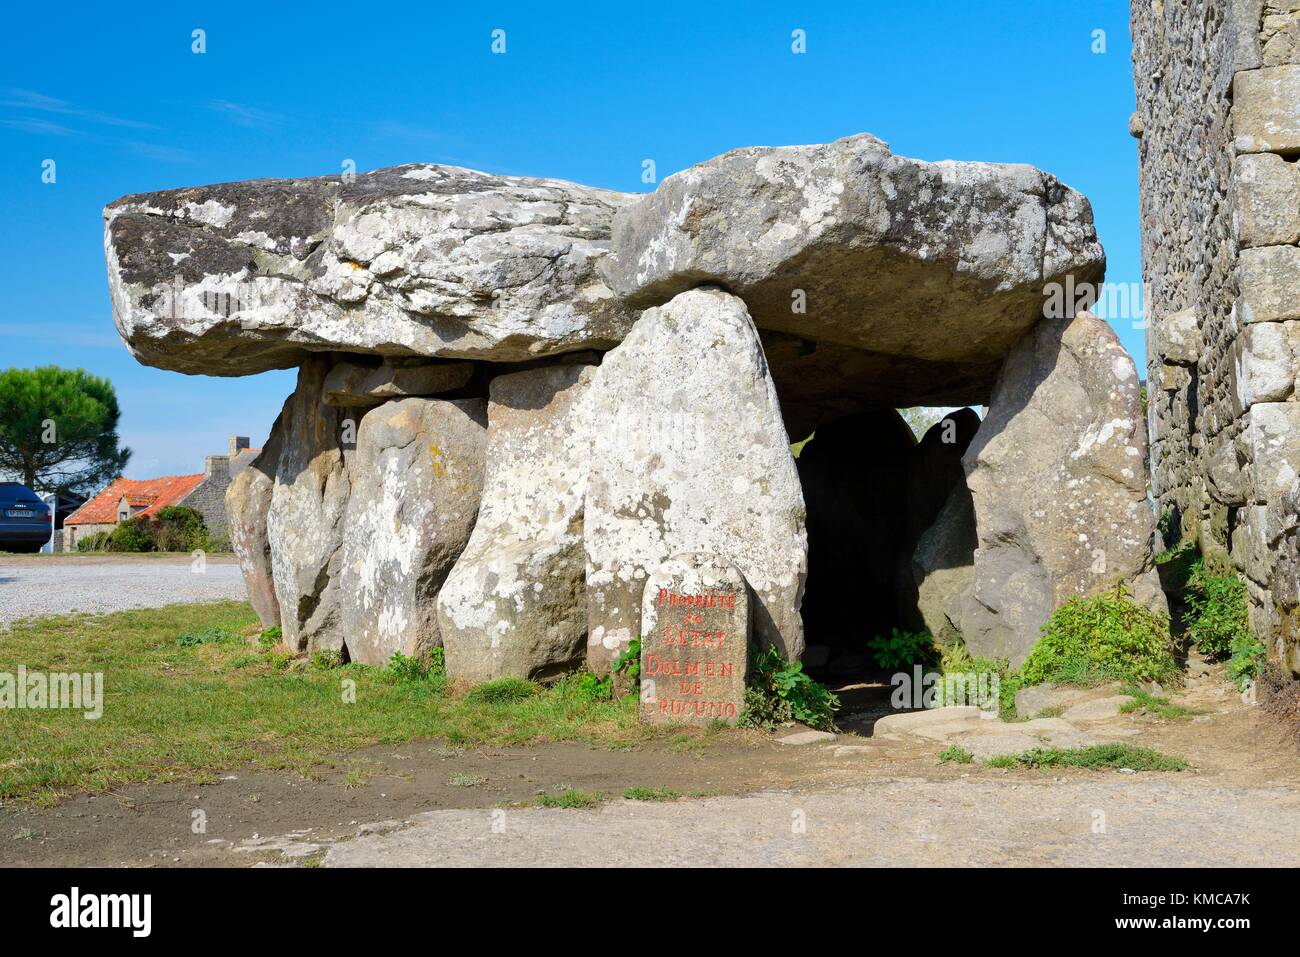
793;406;981;723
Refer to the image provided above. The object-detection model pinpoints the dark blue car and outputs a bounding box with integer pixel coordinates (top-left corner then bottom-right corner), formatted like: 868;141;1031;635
0;482;52;553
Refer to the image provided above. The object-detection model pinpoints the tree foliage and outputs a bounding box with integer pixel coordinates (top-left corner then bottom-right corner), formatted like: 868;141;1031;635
0;366;131;495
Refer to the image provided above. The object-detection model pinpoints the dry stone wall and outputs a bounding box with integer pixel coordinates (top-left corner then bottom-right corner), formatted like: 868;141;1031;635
1134;0;1300;666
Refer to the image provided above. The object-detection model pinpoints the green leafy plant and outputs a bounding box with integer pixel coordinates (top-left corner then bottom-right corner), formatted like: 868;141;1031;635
739;644;839;731
153;505;208;552
867;628;938;670
931;641;1019;720
614;638;641;685
559;671;613;702
1021;584;1177;686
1184;561;1251;660
258;626;282;647
1228;630;1266;690
108;517;155;553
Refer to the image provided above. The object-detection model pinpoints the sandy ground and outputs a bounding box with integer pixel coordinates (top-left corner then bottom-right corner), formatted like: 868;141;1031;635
3;663;1296;868
0;554;246;624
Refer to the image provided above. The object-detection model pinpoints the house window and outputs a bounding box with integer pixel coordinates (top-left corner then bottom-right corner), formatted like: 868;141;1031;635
119;511;128;521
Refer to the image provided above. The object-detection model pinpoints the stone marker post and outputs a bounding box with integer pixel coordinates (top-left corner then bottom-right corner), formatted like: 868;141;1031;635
640;554;750;726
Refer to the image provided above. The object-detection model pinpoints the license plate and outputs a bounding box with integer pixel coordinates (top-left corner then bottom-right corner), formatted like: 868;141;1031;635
5;510;34;518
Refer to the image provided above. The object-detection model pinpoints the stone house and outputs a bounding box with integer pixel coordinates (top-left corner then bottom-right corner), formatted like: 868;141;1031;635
63;436;260;550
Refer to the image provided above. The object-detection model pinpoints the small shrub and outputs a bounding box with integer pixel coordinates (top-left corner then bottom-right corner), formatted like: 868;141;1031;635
739;644;839;731
1021;584;1176;686
867;628;938;670
464;676;541;704
938;745;973;764
153;506;208;552
76;531;111;553
1184;562;1251;660
176;625;239;647
108;517;155;553
1228;630;1267;690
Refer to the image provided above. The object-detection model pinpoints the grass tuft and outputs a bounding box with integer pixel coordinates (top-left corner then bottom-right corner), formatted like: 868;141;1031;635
938;745;974;764
537;788;603;809
463;676;542;704
1120;685;1198;720
623;785;681;801
986;743;1187;772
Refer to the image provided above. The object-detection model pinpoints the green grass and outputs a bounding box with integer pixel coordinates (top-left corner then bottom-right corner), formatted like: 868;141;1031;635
448;773;485;788
463;676;541;704
537;788;603;809
622;785;681;801
937;745;973;764
0;601;649;805
1120;685;1198;720
984;743;1187;772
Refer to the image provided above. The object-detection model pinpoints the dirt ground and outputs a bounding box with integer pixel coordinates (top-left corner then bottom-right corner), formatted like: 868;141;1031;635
2;665;1296;867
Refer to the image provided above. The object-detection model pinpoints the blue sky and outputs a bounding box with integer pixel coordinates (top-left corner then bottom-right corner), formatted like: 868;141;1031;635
1;1;1142;479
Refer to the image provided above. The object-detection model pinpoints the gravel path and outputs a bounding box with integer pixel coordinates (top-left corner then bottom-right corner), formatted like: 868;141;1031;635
322;777;1300;867
0;556;247;624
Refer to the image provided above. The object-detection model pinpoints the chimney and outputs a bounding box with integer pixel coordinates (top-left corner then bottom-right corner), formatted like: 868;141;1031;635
228;435;250;458
204;455;230;480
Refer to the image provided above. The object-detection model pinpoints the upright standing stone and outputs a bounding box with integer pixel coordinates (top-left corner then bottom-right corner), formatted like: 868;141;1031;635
958;312;1167;664
438;365;595;683
640;554;750;726
267;355;354;653
341;397;487;666
583;287;808;672
225;406;286;630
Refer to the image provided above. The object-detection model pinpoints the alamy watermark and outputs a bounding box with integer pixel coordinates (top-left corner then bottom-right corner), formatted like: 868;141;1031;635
151;273;261;321
891;664;999;715
1043;276;1151;329
0;667;103;719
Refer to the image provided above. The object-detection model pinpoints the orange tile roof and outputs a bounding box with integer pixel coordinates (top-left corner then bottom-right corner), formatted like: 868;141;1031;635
65;474;205;526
